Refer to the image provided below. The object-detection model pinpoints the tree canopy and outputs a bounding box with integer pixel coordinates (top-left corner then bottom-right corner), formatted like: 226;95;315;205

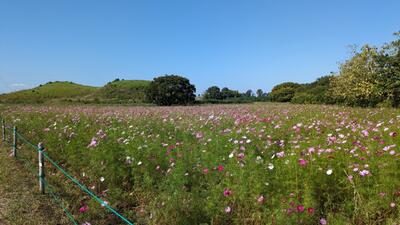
147;75;196;106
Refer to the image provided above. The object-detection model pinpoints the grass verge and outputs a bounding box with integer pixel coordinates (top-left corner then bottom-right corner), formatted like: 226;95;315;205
0;146;70;225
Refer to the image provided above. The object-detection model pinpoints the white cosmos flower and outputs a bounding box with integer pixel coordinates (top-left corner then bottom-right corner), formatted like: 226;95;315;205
100;177;105;182
326;169;333;175
268;163;274;170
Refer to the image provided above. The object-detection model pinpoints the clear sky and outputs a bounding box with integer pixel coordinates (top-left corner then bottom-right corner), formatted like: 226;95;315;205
0;0;399;94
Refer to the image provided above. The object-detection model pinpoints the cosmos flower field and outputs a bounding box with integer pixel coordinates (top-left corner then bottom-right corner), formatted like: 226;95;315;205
1;103;400;224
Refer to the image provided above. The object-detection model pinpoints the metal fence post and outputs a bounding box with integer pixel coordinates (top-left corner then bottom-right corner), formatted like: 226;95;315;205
12;126;17;157
1;118;5;143
38;142;45;194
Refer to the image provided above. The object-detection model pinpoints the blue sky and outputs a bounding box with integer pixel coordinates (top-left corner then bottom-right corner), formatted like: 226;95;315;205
0;0;399;94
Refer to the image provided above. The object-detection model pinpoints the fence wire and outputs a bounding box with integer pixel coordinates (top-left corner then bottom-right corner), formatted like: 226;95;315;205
0;117;134;225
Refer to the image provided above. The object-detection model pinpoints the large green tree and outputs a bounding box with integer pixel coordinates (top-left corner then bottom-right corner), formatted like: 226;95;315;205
329;45;382;107
147;75;196;106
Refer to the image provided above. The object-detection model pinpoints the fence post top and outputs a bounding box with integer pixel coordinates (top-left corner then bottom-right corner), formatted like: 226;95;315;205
38;142;44;150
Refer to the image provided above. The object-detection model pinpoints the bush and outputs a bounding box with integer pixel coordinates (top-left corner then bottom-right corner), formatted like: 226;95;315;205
268;82;301;102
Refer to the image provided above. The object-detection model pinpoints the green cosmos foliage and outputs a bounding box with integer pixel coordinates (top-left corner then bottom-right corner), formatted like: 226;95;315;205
1;103;400;224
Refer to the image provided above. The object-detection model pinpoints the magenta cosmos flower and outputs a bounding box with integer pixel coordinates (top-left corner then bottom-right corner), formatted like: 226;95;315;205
296;205;305;212
79;205;89;213
223;189;233;197
298;158;308;166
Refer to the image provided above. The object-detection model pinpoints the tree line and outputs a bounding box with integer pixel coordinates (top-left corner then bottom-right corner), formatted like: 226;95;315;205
147;32;399;106
146;76;269;106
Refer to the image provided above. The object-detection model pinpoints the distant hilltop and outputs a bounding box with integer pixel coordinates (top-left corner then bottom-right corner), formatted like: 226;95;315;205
0;79;151;104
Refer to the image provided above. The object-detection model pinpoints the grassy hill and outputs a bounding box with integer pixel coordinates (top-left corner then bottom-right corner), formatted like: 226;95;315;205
0;81;99;103
0;80;151;104
91;79;150;103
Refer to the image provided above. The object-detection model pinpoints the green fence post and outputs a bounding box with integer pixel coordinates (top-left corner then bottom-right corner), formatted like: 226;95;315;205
12;126;17;157
38;142;45;194
1;118;5;143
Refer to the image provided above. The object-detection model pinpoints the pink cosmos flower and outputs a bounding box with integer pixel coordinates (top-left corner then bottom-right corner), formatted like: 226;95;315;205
79;205;89;213
203;168;209;174
359;170;370;177
167;145;176;151
347;175;353;182
225;206;232;213
82;223;91;225
237;153;245;160
389;132;397;137
217;165;224;172
320;218;327;225
298;158;308;166
97;129;107;139
307;207;315;215
257;195;265;204
276;151;285;158
361;130;369;137
223;189;233;197
195;132;203;139
296;205;305;213
328;136;337;143
87;137;98;148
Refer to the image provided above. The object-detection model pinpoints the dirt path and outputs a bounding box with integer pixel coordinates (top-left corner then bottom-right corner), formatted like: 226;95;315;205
0;146;70;225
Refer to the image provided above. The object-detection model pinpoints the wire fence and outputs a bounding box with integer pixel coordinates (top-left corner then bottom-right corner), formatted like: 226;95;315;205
0;117;134;225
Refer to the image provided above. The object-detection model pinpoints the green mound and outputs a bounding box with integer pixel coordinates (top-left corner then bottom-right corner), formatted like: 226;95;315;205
0;81;99;103
93;79;150;103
